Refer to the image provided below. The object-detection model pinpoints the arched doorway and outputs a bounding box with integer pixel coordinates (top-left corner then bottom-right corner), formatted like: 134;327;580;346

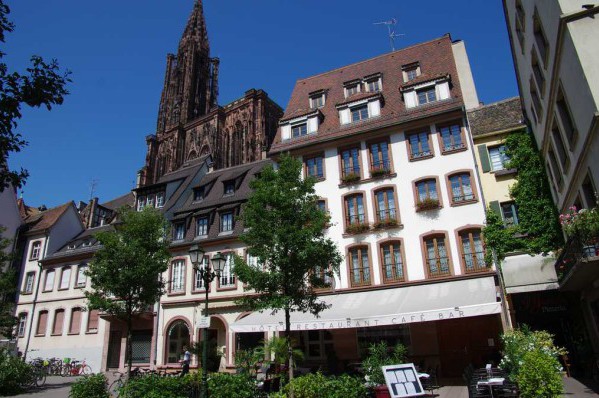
197;316;228;370
166;320;190;364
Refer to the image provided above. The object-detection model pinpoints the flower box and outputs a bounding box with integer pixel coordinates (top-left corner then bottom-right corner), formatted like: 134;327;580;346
341;173;361;184
416;198;440;211
370;168;391;179
373;219;398;229
346;222;370;234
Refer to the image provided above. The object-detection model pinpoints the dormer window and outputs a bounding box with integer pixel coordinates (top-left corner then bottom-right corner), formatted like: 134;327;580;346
81;240;92;247
67;243;77;250
173;222;185;241
402;63;420;82
350;104;369;123
403;77;450;109
193;187;205;202
417;87;437;105
367;79;380;93
224;181;235;196
137;195;146;211
291;123;308;138
344;81;361;98
310;93;325;109
156;192;165;208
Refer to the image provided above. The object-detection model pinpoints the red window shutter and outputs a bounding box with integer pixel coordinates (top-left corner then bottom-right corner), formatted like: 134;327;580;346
53;310;65;335
37;311;48;335
70;308;82;334
87;309;99;332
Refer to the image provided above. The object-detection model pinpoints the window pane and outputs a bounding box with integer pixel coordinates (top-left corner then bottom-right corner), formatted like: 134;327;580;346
60;267;71;289
44;270;55;291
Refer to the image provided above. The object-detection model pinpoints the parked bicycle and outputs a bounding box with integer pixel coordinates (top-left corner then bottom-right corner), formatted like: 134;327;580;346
62;358;92;376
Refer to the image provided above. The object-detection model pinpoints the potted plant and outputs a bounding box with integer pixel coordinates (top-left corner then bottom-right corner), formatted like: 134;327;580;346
416;197;440;211
346;222;370;235
370;168;391;179
363;341;407;398
373;219;398;229
341;172;361;184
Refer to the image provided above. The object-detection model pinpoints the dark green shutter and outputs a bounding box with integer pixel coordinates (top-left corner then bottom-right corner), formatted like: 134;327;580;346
478;144;491;173
489;200;501;216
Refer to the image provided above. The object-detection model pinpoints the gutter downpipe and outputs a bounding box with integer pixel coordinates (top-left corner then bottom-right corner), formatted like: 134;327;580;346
23;231;49;361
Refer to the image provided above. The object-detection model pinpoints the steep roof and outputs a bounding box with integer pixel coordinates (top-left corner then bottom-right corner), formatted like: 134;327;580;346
270;35;464;153
468;97;525;137
22;201;73;234
101;192;135;211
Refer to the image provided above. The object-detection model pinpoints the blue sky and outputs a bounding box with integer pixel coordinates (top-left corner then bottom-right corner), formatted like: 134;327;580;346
4;0;518;209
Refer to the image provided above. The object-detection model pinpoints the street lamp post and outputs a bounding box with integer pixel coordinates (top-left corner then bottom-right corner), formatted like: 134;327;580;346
189;245;226;398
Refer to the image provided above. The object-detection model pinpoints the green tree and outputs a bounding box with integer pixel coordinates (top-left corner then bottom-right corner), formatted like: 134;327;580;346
0;227;17;338
85;208;171;378
0;0;71;191
233;154;343;386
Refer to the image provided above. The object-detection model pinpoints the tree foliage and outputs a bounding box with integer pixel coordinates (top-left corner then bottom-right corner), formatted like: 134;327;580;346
0;0;71;191
0;226;17;339
233;154;343;382
85;207;171;377
483;130;563;261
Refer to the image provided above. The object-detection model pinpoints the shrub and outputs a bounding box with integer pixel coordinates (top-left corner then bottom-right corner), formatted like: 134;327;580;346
207;373;258;398
362;342;407;386
516;350;563;398
285;372;368;398
0;349;33;396
69;374;109;398
118;374;190;398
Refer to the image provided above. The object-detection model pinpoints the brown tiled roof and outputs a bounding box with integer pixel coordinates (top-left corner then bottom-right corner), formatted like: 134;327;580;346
23;202;73;234
101;192;135;210
270;35;464;153
468;97;525;137
335;92;382;107
279;108;320;123
399;73;450;90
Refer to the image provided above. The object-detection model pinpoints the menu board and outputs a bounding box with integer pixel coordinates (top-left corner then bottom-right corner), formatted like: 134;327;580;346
382;363;425;397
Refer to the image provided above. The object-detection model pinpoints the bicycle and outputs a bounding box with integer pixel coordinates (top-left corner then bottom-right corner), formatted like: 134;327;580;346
108;367;146;397
62;358;92;376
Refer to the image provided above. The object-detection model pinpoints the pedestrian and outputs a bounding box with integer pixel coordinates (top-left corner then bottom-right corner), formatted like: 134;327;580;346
180;345;191;377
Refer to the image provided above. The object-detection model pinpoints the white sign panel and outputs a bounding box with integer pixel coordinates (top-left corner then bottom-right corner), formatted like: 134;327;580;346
382;363;425;397
196;316;211;329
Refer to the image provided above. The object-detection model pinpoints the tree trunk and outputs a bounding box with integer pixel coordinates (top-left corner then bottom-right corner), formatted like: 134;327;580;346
285;306;294;398
126;307;133;379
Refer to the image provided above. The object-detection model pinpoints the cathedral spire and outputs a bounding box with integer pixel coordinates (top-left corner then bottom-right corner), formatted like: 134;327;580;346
180;0;209;53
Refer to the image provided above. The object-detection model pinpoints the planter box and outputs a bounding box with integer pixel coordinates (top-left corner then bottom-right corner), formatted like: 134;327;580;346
373;385;391;398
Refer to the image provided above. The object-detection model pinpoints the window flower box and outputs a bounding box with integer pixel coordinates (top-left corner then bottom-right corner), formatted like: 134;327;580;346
341;172;361;184
346;222;370;235
373;219;398;229
416;198;440;211
370;168;391;179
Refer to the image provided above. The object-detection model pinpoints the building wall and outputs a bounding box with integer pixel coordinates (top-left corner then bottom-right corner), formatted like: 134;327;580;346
472;134;515;205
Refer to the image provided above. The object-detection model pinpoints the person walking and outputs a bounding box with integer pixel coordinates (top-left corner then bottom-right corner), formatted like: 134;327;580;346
180;345;191;377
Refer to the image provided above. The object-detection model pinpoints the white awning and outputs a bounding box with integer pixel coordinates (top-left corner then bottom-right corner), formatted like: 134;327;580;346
502;253;559;294
231;276;501;333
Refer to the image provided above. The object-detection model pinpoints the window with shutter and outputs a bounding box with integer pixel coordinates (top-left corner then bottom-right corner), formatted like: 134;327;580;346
87;309;99;333
52;309;65;335
36;310;48;336
69;308;82;334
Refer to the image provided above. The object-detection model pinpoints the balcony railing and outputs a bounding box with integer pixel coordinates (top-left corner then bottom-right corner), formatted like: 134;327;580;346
555;234;599;282
382;262;405;283
370;161;391;178
426;257;451;278
463;252;489;273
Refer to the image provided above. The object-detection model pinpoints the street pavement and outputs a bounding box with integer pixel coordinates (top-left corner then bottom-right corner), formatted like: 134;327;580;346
13;376;80;398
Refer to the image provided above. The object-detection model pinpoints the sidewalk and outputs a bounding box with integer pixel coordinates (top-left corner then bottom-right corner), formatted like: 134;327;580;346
13;376;79;398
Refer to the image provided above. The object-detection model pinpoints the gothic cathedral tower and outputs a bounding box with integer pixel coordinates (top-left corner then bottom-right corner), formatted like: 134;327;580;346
139;1;282;186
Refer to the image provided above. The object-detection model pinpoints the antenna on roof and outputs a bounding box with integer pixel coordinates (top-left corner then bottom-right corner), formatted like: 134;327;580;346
89;179;98;201
373;18;405;51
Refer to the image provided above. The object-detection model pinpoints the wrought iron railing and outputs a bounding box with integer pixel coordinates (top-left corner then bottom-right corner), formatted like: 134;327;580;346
555;234;599;281
427;257;451;278
463;252;489;273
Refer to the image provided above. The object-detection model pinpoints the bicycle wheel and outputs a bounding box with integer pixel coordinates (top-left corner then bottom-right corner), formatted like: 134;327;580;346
35;371;47;387
108;379;123;397
62;364;71;377
81;365;92;375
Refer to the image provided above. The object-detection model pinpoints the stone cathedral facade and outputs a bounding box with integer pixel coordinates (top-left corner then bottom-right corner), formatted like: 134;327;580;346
138;1;283;186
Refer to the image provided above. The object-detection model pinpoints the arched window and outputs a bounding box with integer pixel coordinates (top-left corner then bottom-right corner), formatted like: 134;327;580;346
459;229;487;273
422;233;451;278
347;246;371;287
167;320;190;364
380;241;405;283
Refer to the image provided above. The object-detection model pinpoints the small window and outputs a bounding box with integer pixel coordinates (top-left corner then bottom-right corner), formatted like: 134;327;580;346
156;192;165;208
439;123;465;153
69;308;82;334
76;265;87;288
501;202;519;226
515;0;526;51
194;187;205;201
312;266;333;289
407;131;432;160
305;155;324;179
348;246;371;287
547;146;563;187
224;181;235;195
448;172;475;204
374;188;397;224
424;235;451;278
30;241;41;260
196;216;209;236
81;240;92;247
292;123;308;138
460;230;487;273
369;141;391;175
44;269;55;292
87;309;99;333
581;174;597;209
380;241;405;283
52;309;65;335
344;194;366;230
137;196;146;211
415;179;440;211
366;79;380;93
220;211;234;232
59;266;71;290
417;87;436;105
23;272;35;294
146;195;154;208
350;104;369;123
340;147;361;181
310;93;325;109
556;87;576;145
551;121;569;171
402;63;420;82
173;222;185;241
17;313;27;337
488;145;510;171
317;200;327;213
170;260;185;293
533;11;549;66
219;253;236;288
67;243;77;250
529;77;543;120
36;310;48;336
345;83;360;97
531;51;545;97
